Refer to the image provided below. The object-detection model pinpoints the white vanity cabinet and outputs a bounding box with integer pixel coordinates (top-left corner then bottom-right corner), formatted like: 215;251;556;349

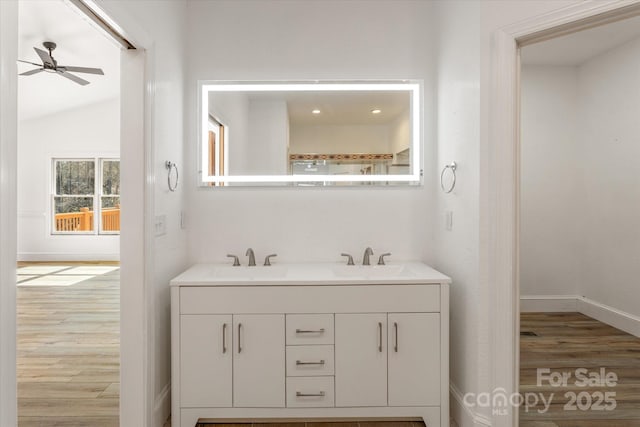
180;315;232;408
171;263;450;427
335;314;388;407
335;313;440;408
232;314;285;408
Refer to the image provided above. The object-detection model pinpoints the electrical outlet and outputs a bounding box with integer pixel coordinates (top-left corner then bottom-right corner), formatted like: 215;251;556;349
445;211;453;231
155;214;167;236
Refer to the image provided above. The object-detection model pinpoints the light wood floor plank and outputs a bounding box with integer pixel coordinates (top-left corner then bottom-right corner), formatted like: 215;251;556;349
520;312;640;426
17;263;120;426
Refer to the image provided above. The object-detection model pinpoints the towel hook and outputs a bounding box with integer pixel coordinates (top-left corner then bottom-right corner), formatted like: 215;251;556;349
440;161;457;193
165;161;179;192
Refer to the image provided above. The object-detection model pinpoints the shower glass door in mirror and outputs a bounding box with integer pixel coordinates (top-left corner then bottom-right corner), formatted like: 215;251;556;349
199;81;422;186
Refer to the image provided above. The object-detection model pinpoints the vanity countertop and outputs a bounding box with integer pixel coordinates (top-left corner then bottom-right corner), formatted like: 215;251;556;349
170;262;451;287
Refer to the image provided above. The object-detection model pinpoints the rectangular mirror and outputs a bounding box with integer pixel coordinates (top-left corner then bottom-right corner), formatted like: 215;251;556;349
199;81;422;186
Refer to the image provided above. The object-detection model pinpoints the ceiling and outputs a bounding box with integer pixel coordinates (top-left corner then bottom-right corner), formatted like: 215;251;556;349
18;0;120;121
210;90;411;126
521;14;640;66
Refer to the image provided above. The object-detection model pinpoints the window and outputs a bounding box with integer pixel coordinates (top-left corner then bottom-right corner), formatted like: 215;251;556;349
52;158;120;234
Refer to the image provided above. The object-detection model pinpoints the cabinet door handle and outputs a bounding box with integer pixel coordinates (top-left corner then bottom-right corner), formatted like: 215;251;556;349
296;360;325;366
295;328;325;334
222;323;227;354
296;391;326;397
237;323;242;353
378;322;383;352
394;322;398;353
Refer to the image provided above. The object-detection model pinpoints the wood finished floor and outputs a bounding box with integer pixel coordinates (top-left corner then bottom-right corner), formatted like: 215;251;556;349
520;312;640;427
17;262;120;427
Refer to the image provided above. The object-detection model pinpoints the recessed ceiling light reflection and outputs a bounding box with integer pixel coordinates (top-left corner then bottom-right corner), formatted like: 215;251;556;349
371;109;382;114
312;109;321;114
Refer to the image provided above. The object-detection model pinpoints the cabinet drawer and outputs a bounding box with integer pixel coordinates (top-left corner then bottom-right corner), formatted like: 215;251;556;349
286;345;334;376
286;377;335;408
181;285;440;314
286;314;334;345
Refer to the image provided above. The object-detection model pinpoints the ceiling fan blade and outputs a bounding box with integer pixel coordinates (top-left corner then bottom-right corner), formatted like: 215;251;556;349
56;70;90;86
19;68;44;76
58;66;104;75
34;47;55;67
18;59;42;67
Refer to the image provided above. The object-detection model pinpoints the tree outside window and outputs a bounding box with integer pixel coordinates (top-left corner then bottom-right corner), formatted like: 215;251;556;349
52;158;120;234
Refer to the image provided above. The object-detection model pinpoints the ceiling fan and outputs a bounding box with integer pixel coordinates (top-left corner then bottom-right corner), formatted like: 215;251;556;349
18;41;104;86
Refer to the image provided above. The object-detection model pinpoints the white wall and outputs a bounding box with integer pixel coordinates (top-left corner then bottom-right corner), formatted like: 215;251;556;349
17;99;120;261
433;0;482;415
520;66;581;296
186;0;437;265
390;112;410;156
290;124;391;154
576;38;640;318
522;39;640;319
0;1;19;425
248;99;288;174
434;1;583;425
208;91;249;174
96;1;189;425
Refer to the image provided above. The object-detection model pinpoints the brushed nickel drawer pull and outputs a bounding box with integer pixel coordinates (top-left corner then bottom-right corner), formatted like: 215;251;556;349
296;391;326;397
394;321;398;353
296;360;325;366
378;322;383;352
295;328;325;334
237;323;242;353
222;323;227;354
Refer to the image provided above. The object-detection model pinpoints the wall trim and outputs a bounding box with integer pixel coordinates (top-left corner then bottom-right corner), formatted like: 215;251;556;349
578;297;640;338
17;252;120;262
521;295;640;338
450;383;492;427
154;382;171;427
520;295;580;312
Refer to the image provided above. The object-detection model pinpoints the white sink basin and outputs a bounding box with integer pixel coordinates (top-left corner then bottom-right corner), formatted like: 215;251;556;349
212;265;288;280
332;264;414;278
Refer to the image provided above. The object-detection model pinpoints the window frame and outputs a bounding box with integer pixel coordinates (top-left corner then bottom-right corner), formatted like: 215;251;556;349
51;157;120;235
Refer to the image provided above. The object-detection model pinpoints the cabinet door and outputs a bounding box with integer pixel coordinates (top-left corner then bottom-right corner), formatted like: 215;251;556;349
233;314;285;407
335;313;387;407
388;313;440;406
180;314;232;407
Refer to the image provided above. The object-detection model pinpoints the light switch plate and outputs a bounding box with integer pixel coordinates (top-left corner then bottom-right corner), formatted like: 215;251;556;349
445;211;453;231
155;214;167;236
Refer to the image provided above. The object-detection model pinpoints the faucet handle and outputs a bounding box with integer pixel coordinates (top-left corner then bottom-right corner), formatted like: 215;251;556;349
341;253;355;266
264;254;277;266
377;253;391;265
226;254;241;266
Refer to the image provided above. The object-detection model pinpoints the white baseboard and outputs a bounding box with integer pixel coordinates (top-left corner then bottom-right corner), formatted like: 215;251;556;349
578;297;640;338
154;382;171;427
450;383;492;427
520;295;579;312
521;295;640;338
17;252;120;262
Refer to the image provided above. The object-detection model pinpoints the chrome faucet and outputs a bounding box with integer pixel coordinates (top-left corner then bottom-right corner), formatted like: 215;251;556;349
362;247;374;266
246;248;256;266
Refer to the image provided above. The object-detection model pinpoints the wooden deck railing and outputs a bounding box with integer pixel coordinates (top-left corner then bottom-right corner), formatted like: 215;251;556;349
54;206;120;232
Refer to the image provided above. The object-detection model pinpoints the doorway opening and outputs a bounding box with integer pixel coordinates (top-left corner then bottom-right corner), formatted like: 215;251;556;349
518;15;640;425
16;0;122;424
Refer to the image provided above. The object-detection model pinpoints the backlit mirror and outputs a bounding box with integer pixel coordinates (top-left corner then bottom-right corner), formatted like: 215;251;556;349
199;81;422;186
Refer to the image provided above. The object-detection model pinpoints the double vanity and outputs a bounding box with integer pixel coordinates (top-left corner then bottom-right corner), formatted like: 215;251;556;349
171;260;451;427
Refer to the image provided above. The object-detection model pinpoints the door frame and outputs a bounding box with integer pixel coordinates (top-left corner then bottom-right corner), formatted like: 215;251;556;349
0;2;157;426
488;1;640;427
